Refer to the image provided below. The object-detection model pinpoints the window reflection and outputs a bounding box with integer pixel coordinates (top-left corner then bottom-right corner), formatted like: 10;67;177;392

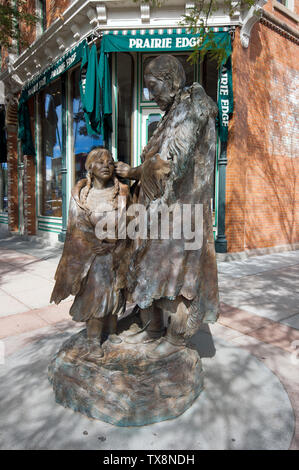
117;53;134;165
147;114;161;143
71;67;103;183
39;80;62;217
202;55;218;103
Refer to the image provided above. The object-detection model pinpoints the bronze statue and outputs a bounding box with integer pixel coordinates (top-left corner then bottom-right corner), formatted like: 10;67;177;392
49;55;219;426
116;55;219;358
50;147;130;360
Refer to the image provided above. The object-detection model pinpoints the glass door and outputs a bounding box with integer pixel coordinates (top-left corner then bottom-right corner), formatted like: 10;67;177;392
141;109;162;150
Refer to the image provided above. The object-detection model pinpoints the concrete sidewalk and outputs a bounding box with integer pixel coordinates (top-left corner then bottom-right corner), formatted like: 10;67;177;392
0;235;299;450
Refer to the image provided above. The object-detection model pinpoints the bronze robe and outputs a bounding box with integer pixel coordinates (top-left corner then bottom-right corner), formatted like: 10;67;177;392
50;179;130;322
127;83;219;334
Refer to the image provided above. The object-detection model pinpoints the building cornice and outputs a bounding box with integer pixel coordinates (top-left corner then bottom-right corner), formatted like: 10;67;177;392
240;0;267;48
261;9;299;44
0;0;257;88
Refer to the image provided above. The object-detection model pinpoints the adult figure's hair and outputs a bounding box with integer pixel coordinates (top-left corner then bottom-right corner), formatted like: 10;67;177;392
144;55;186;97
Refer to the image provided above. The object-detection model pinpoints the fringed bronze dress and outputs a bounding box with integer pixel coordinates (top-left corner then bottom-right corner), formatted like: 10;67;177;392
50;179;130;322
127;83;220;335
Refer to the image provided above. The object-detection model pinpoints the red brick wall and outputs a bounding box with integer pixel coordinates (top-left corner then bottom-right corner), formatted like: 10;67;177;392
264;0;299;29
23;98;36;236
19;0;37;54
11;0;71;54
23;155;36;235
47;0;70;28
6;126;18;233
226;25;299;252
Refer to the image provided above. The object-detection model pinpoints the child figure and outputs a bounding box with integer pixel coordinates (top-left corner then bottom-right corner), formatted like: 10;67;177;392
50;147;130;361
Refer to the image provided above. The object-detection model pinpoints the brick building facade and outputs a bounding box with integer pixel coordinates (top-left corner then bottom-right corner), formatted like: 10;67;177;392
0;0;298;254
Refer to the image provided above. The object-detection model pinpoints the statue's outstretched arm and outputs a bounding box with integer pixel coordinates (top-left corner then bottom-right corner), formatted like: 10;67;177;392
115;162;143;181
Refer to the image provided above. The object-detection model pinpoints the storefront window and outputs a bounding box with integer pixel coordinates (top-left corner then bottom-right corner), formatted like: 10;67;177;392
117;53;134;165
202;55;218;103
147;114;161;142
0;163;8;213
71;67;103;183
39;79;62;217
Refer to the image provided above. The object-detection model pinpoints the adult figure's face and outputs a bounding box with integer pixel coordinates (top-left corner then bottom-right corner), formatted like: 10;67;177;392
90;153;114;183
144;55;186;112
144;73;173;111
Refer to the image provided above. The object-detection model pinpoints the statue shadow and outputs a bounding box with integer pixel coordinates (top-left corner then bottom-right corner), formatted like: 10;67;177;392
117;304;216;358
188;324;217;358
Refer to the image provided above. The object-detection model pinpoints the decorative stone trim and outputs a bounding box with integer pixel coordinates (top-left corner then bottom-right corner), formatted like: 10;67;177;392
97;4;107;24
140;4;150;24
56;37;66;52
44;47;54;63
273;0;299;23
229;1;241;19
240;0;267;48
185;2;195;16
261;9;299;44
5;101;18;128
70;24;81;40
86;7;98;26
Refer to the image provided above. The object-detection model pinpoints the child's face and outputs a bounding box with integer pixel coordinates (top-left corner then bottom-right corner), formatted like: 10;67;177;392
91;153;114;183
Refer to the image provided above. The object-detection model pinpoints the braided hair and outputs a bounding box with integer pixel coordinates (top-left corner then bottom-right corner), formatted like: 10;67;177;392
82;147;119;206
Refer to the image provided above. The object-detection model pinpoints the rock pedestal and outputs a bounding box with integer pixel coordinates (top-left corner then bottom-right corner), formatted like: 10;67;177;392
48;329;204;426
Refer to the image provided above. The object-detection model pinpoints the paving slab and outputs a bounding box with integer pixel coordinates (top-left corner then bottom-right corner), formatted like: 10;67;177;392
5;285;55;310
0;237;63;262
224;293;299;322
227;334;299;450
25;260;59;282
220;271;299;297
0;290;29;317
0;325;294;450
217;252;299;278
280;313;299;330
219;288;262;305
1;272;53;294
0;311;50;338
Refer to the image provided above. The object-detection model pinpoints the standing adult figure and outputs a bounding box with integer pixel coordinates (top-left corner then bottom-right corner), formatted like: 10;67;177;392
116;55;219;357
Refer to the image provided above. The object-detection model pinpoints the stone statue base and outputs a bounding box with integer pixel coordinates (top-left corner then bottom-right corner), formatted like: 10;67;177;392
48;328;204;426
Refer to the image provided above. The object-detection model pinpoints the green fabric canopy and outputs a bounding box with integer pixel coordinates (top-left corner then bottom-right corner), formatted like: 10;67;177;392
218;57;233;142
79;42;112;138
98;28;233;142
18;40;87;159
18;101;36;157
17;28;234;157
79;43;102;136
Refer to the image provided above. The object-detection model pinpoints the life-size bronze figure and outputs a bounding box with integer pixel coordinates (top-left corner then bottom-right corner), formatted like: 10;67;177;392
49;55;219;426
115;55;219;357
50;147;130;360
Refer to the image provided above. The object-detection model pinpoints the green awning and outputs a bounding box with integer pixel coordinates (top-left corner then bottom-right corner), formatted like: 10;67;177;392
18;101;35;157
19;40;87;105
18;40;87;157
79;43;102;136
99;28;232;55
98;28;233;142
218;56;233;142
